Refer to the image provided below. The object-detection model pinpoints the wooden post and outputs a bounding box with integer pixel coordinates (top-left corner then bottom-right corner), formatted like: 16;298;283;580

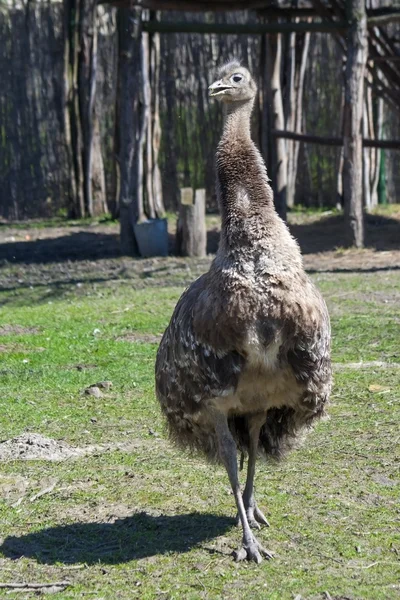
362;97;371;209
266;33;287;220
371;97;383;207
259;33;271;172
286;31;310;208
78;0;106;217
117;7;142;255
342;0;368;247
176;188;206;257
149;17;165;218
64;0;85;217
142;12;165;219
62;0;78;216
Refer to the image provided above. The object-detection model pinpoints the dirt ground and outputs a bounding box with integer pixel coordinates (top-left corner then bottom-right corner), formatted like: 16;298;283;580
0;210;399;279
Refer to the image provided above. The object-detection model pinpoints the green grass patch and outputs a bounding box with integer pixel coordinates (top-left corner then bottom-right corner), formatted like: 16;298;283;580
0;260;399;599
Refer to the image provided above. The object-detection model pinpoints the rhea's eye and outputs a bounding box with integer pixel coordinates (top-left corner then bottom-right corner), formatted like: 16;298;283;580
232;74;243;83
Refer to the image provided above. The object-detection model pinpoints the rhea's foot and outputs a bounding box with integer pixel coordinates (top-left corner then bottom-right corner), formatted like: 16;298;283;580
236;502;270;530
233;533;274;564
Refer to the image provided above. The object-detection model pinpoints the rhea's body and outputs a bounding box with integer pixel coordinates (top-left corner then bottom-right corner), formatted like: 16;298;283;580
155;60;331;563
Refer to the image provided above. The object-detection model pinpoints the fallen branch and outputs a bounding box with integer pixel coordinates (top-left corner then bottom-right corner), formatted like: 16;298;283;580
29;480;58;502
0;581;70;589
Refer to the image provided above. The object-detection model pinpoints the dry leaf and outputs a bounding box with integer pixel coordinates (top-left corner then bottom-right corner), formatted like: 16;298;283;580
368;384;390;393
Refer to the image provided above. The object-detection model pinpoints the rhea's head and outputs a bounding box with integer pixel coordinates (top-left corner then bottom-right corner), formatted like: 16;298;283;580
208;60;257;103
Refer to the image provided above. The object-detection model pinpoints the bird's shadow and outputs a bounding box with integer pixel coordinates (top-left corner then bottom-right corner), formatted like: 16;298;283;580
0;512;235;565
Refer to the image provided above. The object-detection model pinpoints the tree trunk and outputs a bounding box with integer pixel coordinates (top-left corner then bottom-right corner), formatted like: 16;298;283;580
78;0;96;216
111;84;120;220
64;0;85;217
62;0;77;216
286;30;310;208
142;28;154;218
285;30;296;209
362;98;371;209
336;146;344;208
335;89;345;208
140;12;165;220
371;97;383;207
117;7;142;256
342;0;367;247
266;33;287;220
163;35;179;211
176;188;206;257
259;33;273;177
91;114;107;214
150;17;165;218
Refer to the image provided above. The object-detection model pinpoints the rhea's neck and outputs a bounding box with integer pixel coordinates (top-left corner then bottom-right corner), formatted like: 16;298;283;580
221;98;254;141
216;95;276;247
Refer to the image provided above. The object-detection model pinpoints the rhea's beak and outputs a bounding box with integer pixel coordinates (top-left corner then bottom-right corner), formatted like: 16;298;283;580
208;80;233;97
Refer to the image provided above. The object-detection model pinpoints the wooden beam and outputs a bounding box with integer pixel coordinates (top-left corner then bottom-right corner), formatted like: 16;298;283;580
371;56;400;62
369;32;400;89
105;0;273;10
272;130;400;150
311;0;346;50
314;0;400;112
103;0;321;11
101;0;400;22
141;20;347;35
368;12;400;26
273;131;342;146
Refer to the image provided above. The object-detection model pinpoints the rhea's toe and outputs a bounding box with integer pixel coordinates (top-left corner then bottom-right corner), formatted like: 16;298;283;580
260;546;274;560
237;503;270;529
233;536;274;564
253;504;270;527
233;547;247;562
248;517;261;530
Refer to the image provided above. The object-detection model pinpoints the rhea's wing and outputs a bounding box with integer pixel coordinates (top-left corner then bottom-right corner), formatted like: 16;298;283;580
286;293;332;392
155;275;245;413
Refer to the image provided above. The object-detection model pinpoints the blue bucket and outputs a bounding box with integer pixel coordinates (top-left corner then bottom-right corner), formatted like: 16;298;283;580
133;218;169;257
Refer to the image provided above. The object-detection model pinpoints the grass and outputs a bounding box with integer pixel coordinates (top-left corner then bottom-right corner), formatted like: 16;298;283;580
0;250;399;599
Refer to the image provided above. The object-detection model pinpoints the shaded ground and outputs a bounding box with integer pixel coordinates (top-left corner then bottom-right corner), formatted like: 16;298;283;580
0;208;399;271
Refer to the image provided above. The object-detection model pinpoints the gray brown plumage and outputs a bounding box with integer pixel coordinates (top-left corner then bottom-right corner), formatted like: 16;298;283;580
155;60;332;563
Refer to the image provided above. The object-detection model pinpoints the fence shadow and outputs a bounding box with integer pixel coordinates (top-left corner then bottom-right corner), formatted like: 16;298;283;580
0;512;234;565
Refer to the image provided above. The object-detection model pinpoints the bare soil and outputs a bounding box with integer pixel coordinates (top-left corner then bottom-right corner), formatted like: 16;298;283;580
0;210;399;275
0;433;84;461
0;325;40;336
0;433;166;462
116;333;163;344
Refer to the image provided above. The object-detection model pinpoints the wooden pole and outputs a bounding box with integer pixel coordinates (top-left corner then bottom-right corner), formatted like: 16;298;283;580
265;32;287;220
62;0;78;216
286;30;311;208
78;0;95;216
142;21;347;35
271;130;400;150
117;7;142;256
64;0;85;217
342;0;368;248
149;15;165;218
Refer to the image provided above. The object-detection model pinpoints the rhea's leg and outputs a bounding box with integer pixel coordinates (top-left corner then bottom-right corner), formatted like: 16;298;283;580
214;412;273;564
241;413;270;529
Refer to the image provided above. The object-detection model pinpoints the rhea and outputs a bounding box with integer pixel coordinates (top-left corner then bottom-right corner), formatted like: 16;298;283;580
155;61;332;563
